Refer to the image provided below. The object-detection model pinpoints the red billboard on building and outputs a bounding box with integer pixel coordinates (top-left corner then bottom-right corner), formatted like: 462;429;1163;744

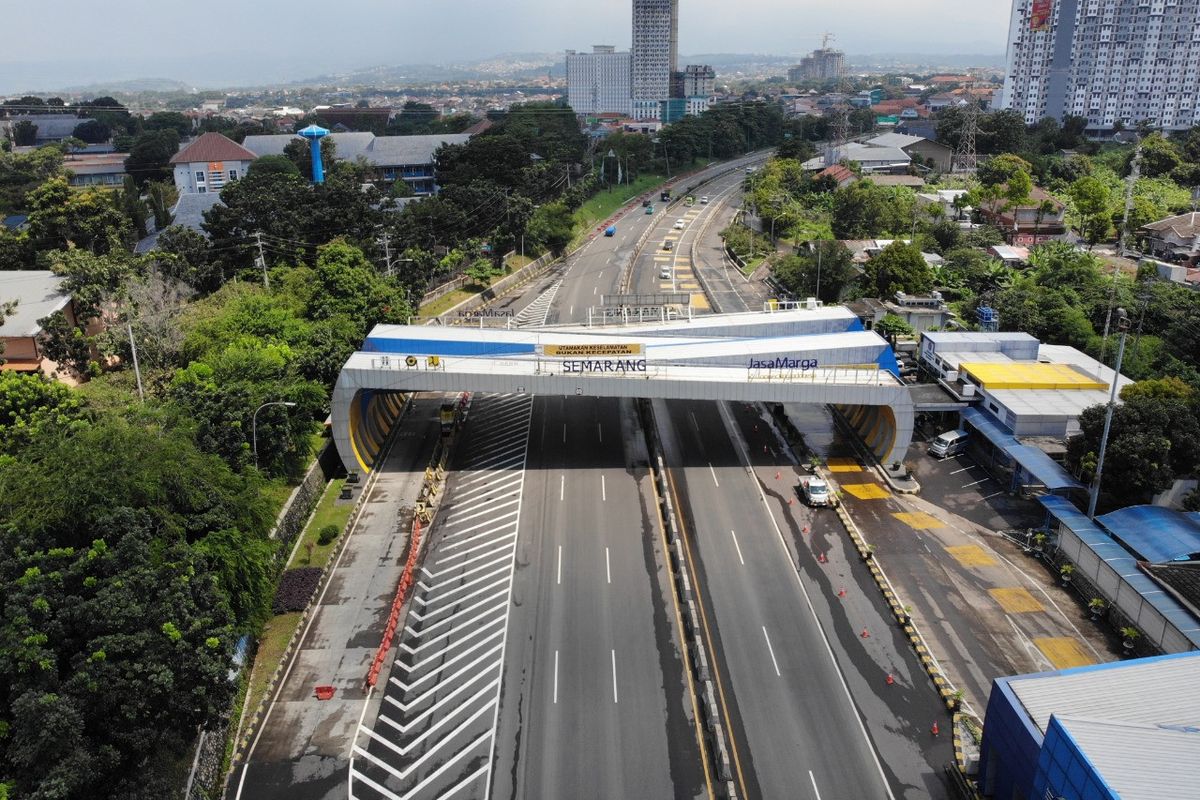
1030;0;1052;32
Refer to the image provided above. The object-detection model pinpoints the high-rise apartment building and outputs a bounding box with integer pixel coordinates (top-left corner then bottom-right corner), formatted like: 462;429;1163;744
1000;0;1200;133
788;47;846;82
566;46;632;116
631;0;679;119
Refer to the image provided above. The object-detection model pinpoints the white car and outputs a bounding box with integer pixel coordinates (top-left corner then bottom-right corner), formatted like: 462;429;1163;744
700;196;709;204
659;267;671;279
673;219;685;229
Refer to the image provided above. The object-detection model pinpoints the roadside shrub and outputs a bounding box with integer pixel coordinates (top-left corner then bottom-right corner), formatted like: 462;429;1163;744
272;567;322;614
317;523;340;546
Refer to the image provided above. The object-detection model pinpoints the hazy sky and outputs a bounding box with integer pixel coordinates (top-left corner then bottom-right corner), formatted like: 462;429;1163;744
2;0;1010;91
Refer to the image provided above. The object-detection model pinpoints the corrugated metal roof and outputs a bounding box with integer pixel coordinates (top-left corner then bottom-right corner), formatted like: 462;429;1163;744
1007;652;1200;733
1097;506;1200;563
1054;716;1200;800
0;271;71;337
961;408;1083;490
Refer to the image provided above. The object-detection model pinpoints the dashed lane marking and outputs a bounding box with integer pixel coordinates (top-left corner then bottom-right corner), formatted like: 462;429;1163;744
945;545;998;568
842;483;890;500
1034;637;1096;670
989;587;1046;614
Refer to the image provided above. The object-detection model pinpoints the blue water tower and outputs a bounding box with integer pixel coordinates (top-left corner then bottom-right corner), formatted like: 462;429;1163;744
297;124;330;184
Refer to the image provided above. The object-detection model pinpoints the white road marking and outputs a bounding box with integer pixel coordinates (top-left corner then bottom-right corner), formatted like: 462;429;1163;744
598;271;604;280
569;305;574;316
557;545;562;585
950;466;973;475
980;491;1003;500
593;286;598;295
730;530;745;565
809;770;823;800
709;462;720;487
762;626;781;676
611;649;618;703
560;474;565;501
606;547;612;584
963;478;990;487
597;422;603;442
601;474;607;501
562;423;566;443
553;650;559;704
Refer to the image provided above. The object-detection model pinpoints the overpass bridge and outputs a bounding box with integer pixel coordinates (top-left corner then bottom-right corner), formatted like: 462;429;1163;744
332;305;914;476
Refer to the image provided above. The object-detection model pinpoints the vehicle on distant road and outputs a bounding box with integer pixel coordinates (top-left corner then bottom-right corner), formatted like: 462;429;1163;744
642;198;651;207
674;219;685;229
645;205;654;214
662;240;674;251
604;225;617;237
661;190;671;202
798;475;832;507
700;196;709;204
929;429;969;458
439;403;456;435
659;266;671;279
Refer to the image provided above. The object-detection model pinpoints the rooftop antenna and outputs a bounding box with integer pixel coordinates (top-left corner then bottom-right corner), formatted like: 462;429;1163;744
298;124;330;184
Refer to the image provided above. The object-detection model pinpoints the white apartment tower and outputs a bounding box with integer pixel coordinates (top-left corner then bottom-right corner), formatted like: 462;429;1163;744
1000;0;1200;133
566;46;633;116
631;0;679;119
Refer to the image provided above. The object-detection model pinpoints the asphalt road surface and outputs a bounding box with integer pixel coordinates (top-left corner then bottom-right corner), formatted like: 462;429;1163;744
657;398;938;800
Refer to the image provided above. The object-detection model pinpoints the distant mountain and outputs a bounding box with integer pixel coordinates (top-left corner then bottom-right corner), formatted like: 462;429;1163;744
846;53;1006;71
54;77;192;94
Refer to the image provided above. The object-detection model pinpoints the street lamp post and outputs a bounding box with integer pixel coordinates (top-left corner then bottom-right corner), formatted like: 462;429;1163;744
253;401;297;469
1087;309;1130;519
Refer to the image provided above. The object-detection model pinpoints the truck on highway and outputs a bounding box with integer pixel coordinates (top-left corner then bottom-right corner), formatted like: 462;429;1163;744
660;189;671;202
439;403;456;435
798;475;832;507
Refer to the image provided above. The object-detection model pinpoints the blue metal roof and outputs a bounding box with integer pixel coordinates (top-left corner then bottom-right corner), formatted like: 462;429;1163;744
1040;496;1200;649
961;407;1084;491
1097;506;1200;564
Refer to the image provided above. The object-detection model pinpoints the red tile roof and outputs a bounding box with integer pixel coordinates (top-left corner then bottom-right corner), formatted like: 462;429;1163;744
169;132;258;165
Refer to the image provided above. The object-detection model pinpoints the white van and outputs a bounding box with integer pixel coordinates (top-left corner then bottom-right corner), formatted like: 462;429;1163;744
929;429;969;458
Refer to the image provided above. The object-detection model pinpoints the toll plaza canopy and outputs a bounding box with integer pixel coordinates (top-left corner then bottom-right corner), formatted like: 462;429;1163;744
331;306;913;476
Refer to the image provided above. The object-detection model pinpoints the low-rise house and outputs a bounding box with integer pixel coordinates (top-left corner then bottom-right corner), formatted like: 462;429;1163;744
0;271;83;381
801;141;911;174
1139;211;1200;263
4;114;86;144
979;186;1066;245
170;132;258;195
988;244;1030;266
816;164;856;188
241;131;470;195
62;152;128;188
863;132;954;173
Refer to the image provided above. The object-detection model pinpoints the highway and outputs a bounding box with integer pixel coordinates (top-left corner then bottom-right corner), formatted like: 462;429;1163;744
656;399;899;800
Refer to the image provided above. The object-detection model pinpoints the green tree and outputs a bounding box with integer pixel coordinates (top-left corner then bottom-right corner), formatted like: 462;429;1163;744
247;154;301;178
861;241;932;298
0;371;88;453
123;129;180;188
71;119;111;144
525;201;574;256
772;240;856;302
156;225;220;292
874;313;915;344
1069;175;1113;246
11;120;37;146
25;177;133;254
143;111;192;137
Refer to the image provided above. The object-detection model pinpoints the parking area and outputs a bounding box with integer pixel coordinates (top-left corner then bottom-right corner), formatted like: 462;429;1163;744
784;406;1121;718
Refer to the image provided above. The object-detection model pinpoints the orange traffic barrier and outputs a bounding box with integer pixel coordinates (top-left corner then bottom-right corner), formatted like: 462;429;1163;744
314;685;336;701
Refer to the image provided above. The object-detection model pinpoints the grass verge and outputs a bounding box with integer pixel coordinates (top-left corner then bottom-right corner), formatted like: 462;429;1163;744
289;478;352;570
241;610;302;742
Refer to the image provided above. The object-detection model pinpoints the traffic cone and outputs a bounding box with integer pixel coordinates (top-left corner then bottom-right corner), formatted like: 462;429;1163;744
861;627;870;638
787;498;794;505
775;471;781;479
931;721;940;736
817;553;827;563
802;525;809;534
885;674;895;686
838;587;846;597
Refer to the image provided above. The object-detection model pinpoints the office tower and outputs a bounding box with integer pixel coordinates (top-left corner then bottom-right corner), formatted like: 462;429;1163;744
566;46;632;116
631;0;679;119
1000;0;1200;133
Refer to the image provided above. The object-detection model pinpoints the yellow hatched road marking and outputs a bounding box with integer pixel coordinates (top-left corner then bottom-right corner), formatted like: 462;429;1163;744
893;511;943;529
1034;637;1096;669
842;483;890;500
989;587;1045;613
690;293;710;310
945;545;997;568
826;457;863;472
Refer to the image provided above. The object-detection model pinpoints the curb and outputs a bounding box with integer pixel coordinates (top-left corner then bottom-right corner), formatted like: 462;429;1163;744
828;405;921;495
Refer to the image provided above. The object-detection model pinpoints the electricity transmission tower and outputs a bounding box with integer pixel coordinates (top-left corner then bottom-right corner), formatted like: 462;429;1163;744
954;102;979;172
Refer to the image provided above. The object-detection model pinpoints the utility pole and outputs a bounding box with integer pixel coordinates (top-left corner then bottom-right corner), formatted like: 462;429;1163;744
254;231;270;289
1099;138;1144;367
379;232;394;277
126;320;144;403
815;242;823;301
1087;309;1130;519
